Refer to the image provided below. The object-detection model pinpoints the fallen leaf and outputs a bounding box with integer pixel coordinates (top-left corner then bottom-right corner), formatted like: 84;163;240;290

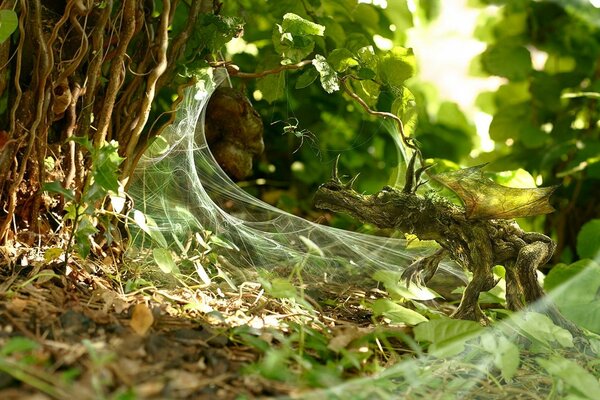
130;303;154;335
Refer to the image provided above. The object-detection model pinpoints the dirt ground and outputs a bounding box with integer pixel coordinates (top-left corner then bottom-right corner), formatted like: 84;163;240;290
0;247;382;400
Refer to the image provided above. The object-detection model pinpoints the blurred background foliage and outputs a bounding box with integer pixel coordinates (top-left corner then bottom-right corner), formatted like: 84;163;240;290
215;0;599;264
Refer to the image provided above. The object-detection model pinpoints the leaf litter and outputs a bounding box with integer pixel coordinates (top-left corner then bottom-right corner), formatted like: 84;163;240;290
1;245;598;399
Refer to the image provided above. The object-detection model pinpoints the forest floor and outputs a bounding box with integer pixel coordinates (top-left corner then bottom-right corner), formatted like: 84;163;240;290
0;245;595;399
0;246;385;400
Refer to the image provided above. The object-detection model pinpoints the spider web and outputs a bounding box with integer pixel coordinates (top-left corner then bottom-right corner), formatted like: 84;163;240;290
128;67;462;283
128;68;599;398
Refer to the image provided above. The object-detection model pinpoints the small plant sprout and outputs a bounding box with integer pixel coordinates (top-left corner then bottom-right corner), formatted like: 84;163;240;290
271;117;318;154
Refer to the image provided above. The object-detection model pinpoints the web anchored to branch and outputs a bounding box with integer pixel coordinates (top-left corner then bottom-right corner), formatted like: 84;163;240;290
129;68;462;285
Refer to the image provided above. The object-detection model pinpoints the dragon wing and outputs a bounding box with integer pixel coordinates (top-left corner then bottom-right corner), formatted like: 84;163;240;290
431;165;557;220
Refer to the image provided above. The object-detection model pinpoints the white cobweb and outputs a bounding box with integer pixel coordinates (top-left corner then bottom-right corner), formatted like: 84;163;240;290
127;68;599;398
129;67;461;283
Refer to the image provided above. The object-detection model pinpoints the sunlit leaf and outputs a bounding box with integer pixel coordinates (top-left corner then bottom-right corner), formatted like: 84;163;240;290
370;298;428;325
313;54;339;93
153;248;178;274
536;357;600;400
378;46;416;86
327;48;358;72
0;10;18;44
414;319;483;357
281;13;324;36
431;165;557;219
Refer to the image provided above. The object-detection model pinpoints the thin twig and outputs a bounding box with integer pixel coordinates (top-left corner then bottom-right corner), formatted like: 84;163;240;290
213;59;313;79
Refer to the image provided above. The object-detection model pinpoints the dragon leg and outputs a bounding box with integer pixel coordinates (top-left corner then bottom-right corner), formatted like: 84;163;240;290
451;228;497;324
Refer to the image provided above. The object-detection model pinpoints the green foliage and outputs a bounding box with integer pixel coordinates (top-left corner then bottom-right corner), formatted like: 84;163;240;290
473;0;600;261
0;9;18;43
44;139;124;260
544;259;600;333
576;219;600;259
413;319;483;357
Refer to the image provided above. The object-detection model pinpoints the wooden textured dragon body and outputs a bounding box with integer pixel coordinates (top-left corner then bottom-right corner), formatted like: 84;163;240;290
314;154;576;331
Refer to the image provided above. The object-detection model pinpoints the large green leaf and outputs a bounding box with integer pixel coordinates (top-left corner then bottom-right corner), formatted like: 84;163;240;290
576;219;600;259
378;46;416;86
0;10;18;44
281;13;324;36
481;44;532;80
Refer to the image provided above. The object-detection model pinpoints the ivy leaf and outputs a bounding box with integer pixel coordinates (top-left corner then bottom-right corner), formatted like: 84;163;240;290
431;165;557;219
92;141;124;193
313;54;339;93
378;47;416;87
74;215;99;259
42;181;75;201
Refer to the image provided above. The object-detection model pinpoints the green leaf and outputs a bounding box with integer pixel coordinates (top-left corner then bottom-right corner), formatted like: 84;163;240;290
42;181;75;201
545;260;600;334
480;44;532;80
495;336;520;381
133;210;168;248
295;68;319;89
413;319;483;357
313;54;339;93
536;357;600;400
356;67;376;80
378;47;416;86
74;215;98;259
261;277;298;299
370;298;428;325
257;71;285;103
576;219;600;259
153;248;179;274
489;103;529;142
516;312;573;347
281;13;324;36
0;337;39;356
544;261;589;292
0;10;18;44
69;135;94;152
372;270;439;301
92;141;124;193
327;48;358;72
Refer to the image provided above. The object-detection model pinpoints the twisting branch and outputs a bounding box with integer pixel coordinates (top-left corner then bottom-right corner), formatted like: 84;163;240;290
94;0;136;147
339;75;415;153
121;0;171;179
212;59;313;79
339;75;426;191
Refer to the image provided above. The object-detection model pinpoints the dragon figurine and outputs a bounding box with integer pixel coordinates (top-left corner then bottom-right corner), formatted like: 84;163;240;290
315;152;577;332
